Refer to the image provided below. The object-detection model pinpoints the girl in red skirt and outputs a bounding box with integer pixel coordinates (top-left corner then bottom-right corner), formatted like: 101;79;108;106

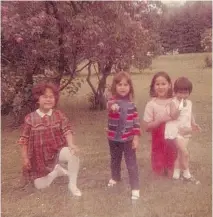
18;82;82;196
143;71;177;177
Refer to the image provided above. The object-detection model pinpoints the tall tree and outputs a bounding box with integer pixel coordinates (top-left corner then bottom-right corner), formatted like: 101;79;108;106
1;1;161;121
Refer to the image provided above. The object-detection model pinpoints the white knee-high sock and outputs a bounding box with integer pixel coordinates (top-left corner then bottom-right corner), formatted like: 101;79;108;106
67;155;80;187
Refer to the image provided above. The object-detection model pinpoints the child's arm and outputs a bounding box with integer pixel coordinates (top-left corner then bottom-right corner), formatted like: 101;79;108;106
21;145;31;170
178;127;192;136
191;113;201;132
144;118;170;132
65;133;79;155
143;120;160;132
143;113;172;132
132;104;141;149
190;102;201;132
18;116;31;170
170;100;181;120
179;107;201;136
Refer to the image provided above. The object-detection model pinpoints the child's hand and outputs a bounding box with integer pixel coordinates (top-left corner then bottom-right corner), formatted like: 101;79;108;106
23;157;31;170
178;99;184;111
183;99;187;107
157;114;171;125
111;103;120;112
192;123;201;132
179;127;192;136
132;136;139;149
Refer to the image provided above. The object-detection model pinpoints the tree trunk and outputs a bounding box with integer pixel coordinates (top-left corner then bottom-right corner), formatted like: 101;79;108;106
94;60;113;110
86;61;112;110
49;1;65;86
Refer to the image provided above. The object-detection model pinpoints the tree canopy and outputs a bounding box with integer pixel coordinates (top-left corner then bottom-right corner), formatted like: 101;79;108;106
1;1;211;124
2;1;162;122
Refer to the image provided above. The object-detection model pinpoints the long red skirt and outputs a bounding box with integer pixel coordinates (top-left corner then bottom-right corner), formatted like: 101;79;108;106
151;123;177;176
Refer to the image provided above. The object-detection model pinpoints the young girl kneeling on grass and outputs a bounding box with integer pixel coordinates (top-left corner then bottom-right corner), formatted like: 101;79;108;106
18;82;82;196
106;71;141;200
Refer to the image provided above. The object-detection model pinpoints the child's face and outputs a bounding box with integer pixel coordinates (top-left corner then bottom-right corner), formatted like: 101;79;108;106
116;78;130;97
38;88;56;112
154;76;171;98
175;90;190;100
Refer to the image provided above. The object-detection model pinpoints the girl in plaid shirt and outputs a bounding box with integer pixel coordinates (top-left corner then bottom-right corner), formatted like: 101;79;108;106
18;82;82;196
107;71;141;200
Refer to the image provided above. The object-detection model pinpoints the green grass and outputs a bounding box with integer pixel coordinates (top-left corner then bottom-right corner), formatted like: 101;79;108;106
2;52;212;217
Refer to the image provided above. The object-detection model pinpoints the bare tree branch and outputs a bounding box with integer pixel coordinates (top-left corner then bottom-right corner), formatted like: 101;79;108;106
76;61;90;73
86;61;96;95
93;63;100;82
59;61;91;91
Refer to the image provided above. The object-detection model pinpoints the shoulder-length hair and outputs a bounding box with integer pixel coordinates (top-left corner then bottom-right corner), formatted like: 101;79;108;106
149;71;173;98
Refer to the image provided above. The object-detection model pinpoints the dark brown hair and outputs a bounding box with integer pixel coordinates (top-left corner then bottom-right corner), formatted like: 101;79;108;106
111;71;134;99
173;77;193;94
150;71;173;98
32;82;60;105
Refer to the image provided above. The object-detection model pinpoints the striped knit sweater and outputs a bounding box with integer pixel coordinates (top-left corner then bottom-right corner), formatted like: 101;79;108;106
107;97;141;142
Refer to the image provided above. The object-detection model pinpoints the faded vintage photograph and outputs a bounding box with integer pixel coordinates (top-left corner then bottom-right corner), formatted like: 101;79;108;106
1;1;212;217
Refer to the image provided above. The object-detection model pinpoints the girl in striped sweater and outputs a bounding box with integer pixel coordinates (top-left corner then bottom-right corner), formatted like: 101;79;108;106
107;71;141;200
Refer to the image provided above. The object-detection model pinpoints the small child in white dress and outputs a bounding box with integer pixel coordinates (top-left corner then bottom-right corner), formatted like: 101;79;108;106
164;77;201;181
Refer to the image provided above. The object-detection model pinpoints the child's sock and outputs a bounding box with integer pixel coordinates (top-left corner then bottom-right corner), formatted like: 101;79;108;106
131;190;140;200
34;164;64;189
183;169;191;179
34;174;55;189
173;168;181;179
55;164;69;177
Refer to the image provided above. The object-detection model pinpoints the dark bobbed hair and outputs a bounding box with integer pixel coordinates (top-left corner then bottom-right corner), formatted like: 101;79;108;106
173;77;193;94
32;82;60;105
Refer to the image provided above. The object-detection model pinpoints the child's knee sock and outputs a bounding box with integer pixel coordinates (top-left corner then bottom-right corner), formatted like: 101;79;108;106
34;164;64;189
67;155;81;196
67;155;80;187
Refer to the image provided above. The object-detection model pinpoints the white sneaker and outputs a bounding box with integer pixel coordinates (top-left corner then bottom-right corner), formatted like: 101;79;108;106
68;183;82;197
131;190;140;200
183;169;191;179
173;169;181;180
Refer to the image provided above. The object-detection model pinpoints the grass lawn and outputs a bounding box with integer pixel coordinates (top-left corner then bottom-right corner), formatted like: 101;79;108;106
1;53;212;217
